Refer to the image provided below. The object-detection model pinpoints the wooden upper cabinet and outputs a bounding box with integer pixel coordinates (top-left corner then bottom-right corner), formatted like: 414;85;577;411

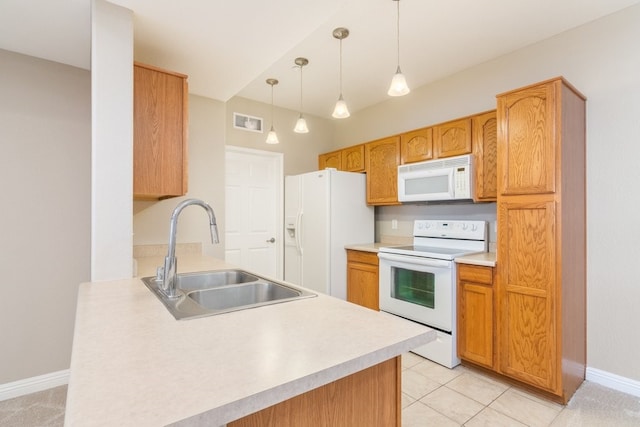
400;127;433;164
318;150;342;170
133;62;188;200
341;144;365;172
497;81;556;196
365;136;400;205
473;111;498;202
434;118;472;158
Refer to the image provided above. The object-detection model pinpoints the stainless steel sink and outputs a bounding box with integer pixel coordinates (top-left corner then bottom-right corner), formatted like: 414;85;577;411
177;270;261;291
141;269;316;320
188;282;302;311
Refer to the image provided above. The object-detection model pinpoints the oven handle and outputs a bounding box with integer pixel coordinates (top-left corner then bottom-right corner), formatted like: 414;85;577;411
377;252;452;268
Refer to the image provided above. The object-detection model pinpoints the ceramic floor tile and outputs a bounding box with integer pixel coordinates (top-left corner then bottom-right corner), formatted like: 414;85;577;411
418;386;484;424
402;392;417;409
402;369;442;400
446;372;509;406
402;352;425;369
465;407;528;427
402;401;460;427
410;359;464;385
489;388;562;427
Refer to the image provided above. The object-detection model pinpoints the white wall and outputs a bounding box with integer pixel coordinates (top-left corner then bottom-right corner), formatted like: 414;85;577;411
0;49;91;384
335;5;640;382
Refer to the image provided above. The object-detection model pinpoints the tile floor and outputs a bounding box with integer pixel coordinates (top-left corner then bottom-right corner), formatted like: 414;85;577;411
401;352;640;426
1;354;639;426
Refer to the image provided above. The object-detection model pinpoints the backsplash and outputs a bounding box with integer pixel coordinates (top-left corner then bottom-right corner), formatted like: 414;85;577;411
133;243;203;258
375;202;498;252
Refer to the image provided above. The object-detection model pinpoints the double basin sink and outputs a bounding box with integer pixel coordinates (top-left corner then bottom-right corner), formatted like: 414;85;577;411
142;269;316;320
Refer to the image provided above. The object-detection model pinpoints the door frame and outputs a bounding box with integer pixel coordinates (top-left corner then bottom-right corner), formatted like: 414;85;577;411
225;145;284;279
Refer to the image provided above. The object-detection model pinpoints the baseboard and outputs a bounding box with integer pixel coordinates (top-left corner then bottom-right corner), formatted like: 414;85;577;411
0;370;69;402
586;366;640;398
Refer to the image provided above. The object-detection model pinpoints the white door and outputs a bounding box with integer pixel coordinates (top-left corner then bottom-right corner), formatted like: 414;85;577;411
225;146;283;279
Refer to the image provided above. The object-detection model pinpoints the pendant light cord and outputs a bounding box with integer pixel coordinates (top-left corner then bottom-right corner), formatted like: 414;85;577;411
396;0;401;69
339;38;344;95
299;65;303;112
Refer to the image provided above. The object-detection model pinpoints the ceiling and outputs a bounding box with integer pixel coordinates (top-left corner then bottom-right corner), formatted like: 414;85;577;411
2;0;639;118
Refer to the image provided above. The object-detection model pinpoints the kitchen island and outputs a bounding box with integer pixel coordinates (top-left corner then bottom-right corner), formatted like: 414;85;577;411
65;256;435;426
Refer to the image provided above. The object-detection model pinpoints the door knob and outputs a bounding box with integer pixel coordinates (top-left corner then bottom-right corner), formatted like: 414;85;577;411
266;237;275;243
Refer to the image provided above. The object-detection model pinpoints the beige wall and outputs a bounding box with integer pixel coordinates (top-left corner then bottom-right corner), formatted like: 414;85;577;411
0;49;91;383
226;96;335;176
334;5;640;382
132;95;335;255
133;94;227;260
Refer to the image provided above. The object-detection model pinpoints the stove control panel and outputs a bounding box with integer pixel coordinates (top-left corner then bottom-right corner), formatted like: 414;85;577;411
413;220;487;240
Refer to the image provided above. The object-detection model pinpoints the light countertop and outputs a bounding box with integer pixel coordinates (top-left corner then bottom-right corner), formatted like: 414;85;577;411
455;252;497;267
65;256;435;426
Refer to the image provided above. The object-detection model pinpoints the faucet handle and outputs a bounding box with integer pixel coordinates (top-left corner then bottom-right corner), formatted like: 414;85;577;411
156;266;165;282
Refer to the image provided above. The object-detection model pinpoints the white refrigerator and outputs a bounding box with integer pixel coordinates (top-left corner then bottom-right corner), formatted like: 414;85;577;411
284;169;374;300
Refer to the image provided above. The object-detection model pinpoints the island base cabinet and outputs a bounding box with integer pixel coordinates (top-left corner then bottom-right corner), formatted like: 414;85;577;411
229;357;401;427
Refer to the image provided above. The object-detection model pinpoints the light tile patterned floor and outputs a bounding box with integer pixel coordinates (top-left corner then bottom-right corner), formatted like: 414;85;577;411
2;356;640;426
401;352;640;426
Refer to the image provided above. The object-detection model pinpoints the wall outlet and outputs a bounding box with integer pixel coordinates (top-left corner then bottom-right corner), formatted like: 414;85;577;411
391;219;398;230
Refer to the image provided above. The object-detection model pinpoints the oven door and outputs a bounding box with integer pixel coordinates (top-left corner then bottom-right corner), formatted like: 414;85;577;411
378;252;454;332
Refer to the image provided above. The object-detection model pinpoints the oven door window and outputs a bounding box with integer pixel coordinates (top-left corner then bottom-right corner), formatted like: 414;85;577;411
391;267;435;308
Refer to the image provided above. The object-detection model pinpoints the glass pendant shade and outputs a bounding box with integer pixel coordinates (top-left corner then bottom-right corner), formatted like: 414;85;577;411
265;78;279;144
332;94;350;118
293;57;310;134
266;126;279;144
389;0;410;97
332;28;350;119
294;114;309;133
388;66;410;96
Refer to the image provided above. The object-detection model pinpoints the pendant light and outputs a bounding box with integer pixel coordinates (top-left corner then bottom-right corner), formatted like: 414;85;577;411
332;27;350;119
388;0;410;96
293;57;309;133
265;78;279;144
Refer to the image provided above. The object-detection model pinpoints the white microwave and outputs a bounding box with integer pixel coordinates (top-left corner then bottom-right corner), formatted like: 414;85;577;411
397;154;474;202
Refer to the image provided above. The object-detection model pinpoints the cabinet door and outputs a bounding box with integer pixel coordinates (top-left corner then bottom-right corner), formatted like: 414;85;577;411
472;111;497;202
318;150;342;170
133;63;188;199
458;281;493;368
434;118;472;158
365;136;400;205
497;196;557;393
341;144;365;172
400;127;433;164
347;251;379;311
497;81;557;195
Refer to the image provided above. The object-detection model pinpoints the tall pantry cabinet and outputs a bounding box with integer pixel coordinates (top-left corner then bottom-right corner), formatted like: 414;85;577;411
496;77;586;403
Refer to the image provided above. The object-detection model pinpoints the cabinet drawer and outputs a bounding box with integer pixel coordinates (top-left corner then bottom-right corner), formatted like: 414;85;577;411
458;264;493;285
347;250;379;266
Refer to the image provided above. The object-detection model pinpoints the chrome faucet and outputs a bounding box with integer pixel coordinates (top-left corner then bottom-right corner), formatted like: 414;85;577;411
158;198;220;298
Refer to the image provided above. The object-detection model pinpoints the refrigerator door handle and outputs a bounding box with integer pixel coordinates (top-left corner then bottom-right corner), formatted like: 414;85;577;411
296;210;303;255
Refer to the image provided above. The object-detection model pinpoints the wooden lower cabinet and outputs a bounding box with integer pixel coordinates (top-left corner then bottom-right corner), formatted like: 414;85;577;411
229;357;401;427
346;250;379;311
457;264;494;369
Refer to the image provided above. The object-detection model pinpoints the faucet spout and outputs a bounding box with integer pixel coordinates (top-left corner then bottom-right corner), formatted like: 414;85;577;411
159;198;220;298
